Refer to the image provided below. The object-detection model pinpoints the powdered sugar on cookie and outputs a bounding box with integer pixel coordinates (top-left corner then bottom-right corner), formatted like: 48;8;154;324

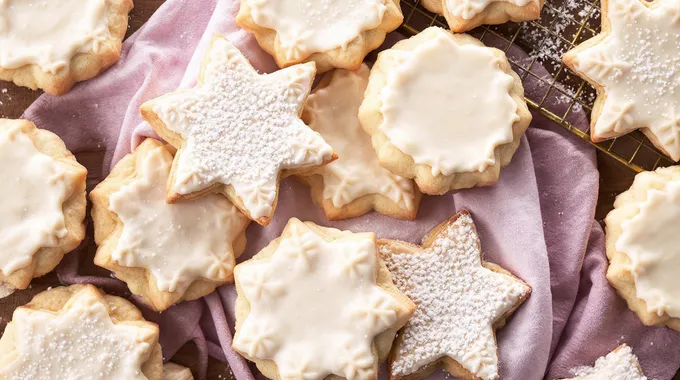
568;345;646;380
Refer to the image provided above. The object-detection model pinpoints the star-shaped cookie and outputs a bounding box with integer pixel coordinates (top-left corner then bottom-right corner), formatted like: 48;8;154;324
141;34;336;225
90;139;250;311
232;218;415;380
378;210;530;380
0;285;162;380
562;344;646;380
297;65;420;220
421;0;542;32
563;0;680;161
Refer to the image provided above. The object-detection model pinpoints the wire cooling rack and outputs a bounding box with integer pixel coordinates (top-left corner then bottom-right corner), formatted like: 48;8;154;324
398;0;675;172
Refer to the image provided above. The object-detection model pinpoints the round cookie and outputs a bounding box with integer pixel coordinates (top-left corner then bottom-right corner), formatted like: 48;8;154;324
90;139;250;312
0;0;134;95
235;0;403;72
0;119;87;290
421;0;542;32
0;284;162;380
605;165;680;330
560;345;646;380
359;27;531;195
232;218;415;380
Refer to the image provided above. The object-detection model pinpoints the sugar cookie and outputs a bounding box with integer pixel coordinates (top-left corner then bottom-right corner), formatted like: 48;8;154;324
563;0;680;161
561;345;646;380
90;139;250;311
163;363;194;380
359;27;531;195
232;218;415;380
0;0;134;95
297;65;420;220
0;284;162;380
235;0;403;72
378;210;530;380
605;165;680;330
141;34;336;226
0;119;87;290
421;0;542;32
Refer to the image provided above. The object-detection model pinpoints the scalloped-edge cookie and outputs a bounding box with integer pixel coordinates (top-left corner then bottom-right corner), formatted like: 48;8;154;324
0;119;87;290
90;139;250;312
232;218;415;380
605;165;680;330
378;210;530;380
297;65;421;220
0;0;134;95
235;0;403;72
0;284;162;379
421;0;542;33
560;344;646;380
140;33;336;226
359;27;531;195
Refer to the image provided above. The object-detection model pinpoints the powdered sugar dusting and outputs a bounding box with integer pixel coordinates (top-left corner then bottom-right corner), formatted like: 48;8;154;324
569;345;647;380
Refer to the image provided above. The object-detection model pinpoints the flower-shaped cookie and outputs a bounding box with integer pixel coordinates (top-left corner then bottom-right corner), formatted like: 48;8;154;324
0;285;162;379
379;210;530;380
0;119;87;290
0;0;134;95
233;218;415;380
560;345;646;380
91;139;250;311
421;0;542;32
141;34;336;226
563;0;680;161
235;0;403;72
359;27;531;195
297;65;420;220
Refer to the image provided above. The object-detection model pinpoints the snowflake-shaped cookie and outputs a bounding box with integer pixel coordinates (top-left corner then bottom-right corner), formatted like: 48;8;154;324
297;65;419;220
379;210;530;380
141;34;336;226
563;0;680;161
232;218;415;380
421;0;542;32
563;345;646;380
90;139;250;311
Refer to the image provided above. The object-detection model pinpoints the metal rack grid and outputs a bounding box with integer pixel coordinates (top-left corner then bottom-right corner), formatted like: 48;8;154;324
398;0;675;172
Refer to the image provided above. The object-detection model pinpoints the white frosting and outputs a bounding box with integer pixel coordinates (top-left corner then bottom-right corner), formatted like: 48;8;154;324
0;125;69;276
246;0;387;60
572;0;680;160
0;0;110;74
151;37;333;220
379;28;519;176
443;0;534;20
233;220;402;380
108;145;249;293
616;179;680;318
305;66;416;210
569;345;646;380
0;287;157;380
380;212;529;380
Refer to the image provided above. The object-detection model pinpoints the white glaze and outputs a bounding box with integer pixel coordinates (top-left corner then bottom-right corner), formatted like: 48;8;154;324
569;345;646;380
444;0;533;20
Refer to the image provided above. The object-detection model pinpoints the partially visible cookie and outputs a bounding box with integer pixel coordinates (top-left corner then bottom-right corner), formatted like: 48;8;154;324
232;218;415;380
378;210;530;380
91;139;250;312
421;0;542;32
605;165;680;330
561;344;646;380
0;0;134;95
163;363;194;380
359;27;531;195
0;119;87;290
297;65;420;220
235;0;403;72
0;284;162;380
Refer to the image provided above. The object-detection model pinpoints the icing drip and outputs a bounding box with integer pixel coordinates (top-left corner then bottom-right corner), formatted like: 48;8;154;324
234;220;401;380
0;0;110;74
380;28;519;176
444;0;533;20
305;66;415;209
0;125;69;276
380;213;528;380
246;0;387;59
108;146;249;293
569;345;646;380
151;37;333;219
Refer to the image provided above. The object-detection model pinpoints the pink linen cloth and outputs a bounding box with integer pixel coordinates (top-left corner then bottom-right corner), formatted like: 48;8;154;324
22;0;680;378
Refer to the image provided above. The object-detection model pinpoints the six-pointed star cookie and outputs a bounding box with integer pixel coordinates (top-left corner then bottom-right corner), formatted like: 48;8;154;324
141;33;336;225
232;218;415;380
421;0;542;32
563;0;680;161
561;345;646;380
0;285;162;380
379;210;530;380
